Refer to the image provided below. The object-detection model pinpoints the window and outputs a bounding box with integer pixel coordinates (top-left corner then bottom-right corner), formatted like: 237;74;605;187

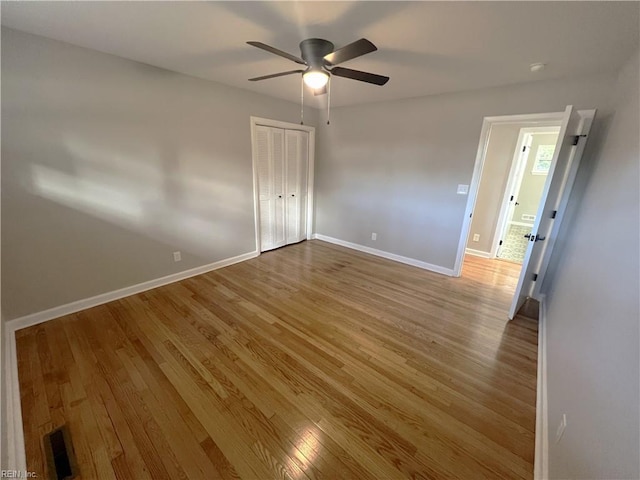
532;144;555;174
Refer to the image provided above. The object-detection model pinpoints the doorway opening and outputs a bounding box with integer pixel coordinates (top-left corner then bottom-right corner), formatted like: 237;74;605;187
493;126;561;264
454;107;596;319
460;118;562;269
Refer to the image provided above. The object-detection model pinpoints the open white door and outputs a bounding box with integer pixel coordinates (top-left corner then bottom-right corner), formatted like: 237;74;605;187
508;106;596;319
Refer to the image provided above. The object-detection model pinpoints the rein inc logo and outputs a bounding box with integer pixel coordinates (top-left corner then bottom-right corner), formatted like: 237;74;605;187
1;471;37;478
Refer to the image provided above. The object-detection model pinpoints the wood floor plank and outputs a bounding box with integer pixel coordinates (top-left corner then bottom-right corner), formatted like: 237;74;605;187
17;241;537;479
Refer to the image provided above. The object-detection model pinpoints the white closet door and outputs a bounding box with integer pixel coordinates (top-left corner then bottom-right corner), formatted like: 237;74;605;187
297;131;309;241
256;126;274;250
257;126;286;251
256;126;309;251
272;128;286;249
285;130;308;244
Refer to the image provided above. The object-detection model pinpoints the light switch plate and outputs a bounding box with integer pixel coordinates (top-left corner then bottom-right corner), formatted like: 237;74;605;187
457;184;469;195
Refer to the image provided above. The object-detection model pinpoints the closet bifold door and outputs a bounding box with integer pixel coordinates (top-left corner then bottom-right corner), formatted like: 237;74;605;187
285;130;300;244
298;130;309;241
256;126;286;252
285;130;309;244
272;128;286;248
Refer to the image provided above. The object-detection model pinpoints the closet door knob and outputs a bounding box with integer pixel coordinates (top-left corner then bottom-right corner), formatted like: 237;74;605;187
291;194;295;197
278;195;282;198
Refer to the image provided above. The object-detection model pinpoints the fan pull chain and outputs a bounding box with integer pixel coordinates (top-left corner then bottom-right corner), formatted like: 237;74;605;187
327;76;331;125
300;75;304;125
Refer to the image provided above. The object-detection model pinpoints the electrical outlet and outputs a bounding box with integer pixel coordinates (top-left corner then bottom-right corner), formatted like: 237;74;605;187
473;234;480;242
173;251;182;262
371;232;377;241
555;414;567;443
457;184;469;195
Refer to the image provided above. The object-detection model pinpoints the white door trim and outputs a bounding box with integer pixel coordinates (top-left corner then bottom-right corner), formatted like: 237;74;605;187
453;111;565;277
250;117;316;252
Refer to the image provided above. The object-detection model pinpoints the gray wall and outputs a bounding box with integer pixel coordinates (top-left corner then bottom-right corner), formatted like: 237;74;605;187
1;28;317;320
542;51;639;479
468;124;521;253
314;72;617;270
514;132;558;222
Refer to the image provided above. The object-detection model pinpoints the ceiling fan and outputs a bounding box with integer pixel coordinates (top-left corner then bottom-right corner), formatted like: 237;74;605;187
247;38;389;95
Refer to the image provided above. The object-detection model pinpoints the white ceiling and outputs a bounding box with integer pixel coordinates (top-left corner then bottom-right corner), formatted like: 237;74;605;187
2;1;638;108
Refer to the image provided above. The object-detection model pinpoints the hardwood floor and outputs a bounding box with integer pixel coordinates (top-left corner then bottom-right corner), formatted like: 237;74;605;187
17;240;537;479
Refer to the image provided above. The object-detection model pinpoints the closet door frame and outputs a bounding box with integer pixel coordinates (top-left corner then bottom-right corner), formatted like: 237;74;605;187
250;116;316;253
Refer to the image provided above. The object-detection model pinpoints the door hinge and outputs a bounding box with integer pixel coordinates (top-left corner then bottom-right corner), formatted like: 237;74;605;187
499;240;503;246
551;210;557;219
522;146;527;152
532;273;538;281
571;134;587;146
510;195;514;201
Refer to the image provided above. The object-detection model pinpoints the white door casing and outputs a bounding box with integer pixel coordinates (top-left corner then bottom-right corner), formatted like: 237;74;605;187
508;106;596;318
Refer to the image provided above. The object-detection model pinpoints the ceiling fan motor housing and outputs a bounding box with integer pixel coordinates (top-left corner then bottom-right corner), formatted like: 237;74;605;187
247;37;389;86
299;38;334;69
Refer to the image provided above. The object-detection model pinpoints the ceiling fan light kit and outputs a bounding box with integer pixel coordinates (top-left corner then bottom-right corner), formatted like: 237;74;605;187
248;37;390;125
303;69;329;89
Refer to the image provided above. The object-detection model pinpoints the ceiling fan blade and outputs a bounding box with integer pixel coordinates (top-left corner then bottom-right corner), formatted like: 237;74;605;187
247;41;305;65
330;66;389;86
324;38;377;65
313;85;327;96
249;70;304;81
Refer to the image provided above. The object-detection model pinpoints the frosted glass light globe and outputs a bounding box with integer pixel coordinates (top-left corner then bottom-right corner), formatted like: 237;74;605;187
303;70;329;89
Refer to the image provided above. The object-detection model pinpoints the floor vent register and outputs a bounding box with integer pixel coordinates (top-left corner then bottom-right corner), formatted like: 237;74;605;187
43;425;77;480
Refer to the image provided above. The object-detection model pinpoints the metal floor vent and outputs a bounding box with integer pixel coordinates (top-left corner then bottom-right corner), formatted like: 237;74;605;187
43;425;77;480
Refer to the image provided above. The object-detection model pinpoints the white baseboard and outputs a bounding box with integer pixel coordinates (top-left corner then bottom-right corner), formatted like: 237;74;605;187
6;250;259;333
534;294;549;480
4;249;259;471
312;234;455;276
464;248;492;259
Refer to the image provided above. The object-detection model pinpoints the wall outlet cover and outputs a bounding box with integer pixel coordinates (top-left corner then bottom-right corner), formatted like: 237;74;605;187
173;251;182;262
457;184;469;195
